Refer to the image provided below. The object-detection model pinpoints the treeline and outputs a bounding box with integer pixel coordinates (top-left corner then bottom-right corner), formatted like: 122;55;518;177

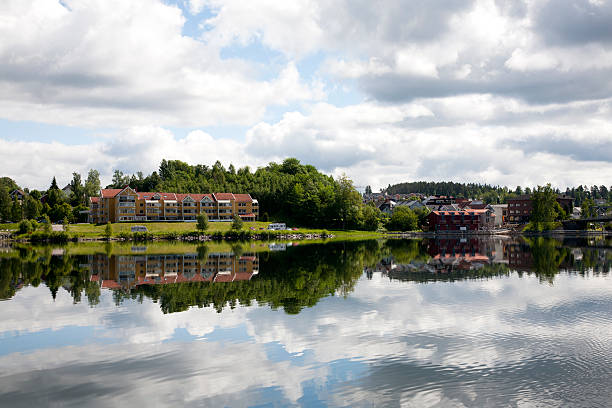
107;158;380;230
0;171;101;223
384;181;612;206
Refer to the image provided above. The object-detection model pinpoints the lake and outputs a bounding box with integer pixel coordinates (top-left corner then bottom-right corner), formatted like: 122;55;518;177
1;237;611;407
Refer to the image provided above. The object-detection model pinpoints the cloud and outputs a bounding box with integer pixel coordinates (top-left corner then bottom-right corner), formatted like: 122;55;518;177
2;93;612;191
0;0;321;127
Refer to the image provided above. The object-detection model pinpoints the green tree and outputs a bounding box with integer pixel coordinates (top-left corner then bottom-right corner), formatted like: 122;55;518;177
17;219;35;234
84;169;101;198
360;204;380;231
50;177;59;190
581;198;596;219
63;216;70;232
231;214;243;230
10;197;22;222
104;222;112;239
69;172;85;206
0;187;12;221
386;207;419;231
42;215;52;233
50;202;73;222
334;175;362;229
531;184;558;223
23;195;41;219
196;213;209;232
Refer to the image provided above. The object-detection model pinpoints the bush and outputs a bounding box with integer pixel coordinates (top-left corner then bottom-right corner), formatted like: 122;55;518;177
231;214;243;231
117;232;132;240
165;232;179;240
17;219;35;235
104;222;112;239
29;231;69;242
133;231;153;241
196;213;209;232
386;207;418;231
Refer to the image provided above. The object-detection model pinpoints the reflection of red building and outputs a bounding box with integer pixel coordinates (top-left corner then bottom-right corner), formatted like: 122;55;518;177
88;253;259;290
426;209;495;232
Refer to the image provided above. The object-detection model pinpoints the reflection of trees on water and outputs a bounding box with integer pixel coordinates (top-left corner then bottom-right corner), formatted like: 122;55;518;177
373;237;611;284
1;238;611;312
0;240;382;314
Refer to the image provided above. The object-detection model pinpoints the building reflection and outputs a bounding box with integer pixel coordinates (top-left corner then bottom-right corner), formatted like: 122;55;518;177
87;252;259;291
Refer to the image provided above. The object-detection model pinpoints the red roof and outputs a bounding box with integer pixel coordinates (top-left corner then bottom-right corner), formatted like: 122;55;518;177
214;193;235;201
431;209;490;216
101;189;122;198
176;193;213;202
137;192;177;200
101;280;121;289
90;197;100;203
234;193;252;202
234;272;253;281
214;273;234;283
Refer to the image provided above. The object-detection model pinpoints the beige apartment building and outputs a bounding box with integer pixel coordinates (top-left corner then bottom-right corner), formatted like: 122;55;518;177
89;186;258;223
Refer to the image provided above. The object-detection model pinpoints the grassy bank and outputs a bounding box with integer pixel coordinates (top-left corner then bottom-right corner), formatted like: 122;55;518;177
5;221;384;242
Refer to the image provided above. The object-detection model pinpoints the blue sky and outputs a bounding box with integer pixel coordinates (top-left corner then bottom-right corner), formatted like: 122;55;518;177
1;0;611;190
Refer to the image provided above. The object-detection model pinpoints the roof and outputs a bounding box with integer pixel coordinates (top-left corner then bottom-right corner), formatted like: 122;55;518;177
137;192;177;200
234;193;253;202
90;197;100;203
214;193;235;201
10;189;26;196
431;209;492;216
101;189;123;198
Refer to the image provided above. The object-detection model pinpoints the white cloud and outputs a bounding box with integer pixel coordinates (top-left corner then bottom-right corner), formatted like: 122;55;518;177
0;0;322;128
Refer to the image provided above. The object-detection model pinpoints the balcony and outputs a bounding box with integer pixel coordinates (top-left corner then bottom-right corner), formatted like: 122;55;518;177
119;202;135;207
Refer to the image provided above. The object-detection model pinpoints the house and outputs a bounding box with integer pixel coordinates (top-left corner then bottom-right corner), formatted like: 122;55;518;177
395;200;426;211
61;184;72;198
507;194;573;224
9;189;26;203
423;195;456;206
490;204;508;226
426;209;495;232
378;200;396;215
88;186;259;223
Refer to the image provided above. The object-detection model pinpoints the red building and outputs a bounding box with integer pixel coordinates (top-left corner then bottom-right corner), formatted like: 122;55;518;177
426;209;495;232
507;194;573;224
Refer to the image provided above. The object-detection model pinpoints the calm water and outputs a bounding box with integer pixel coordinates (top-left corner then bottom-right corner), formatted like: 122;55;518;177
1;237;611;407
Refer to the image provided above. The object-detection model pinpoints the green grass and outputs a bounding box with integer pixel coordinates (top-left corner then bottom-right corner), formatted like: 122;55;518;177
65;221;384;240
0;223;18;231
68;221;270;237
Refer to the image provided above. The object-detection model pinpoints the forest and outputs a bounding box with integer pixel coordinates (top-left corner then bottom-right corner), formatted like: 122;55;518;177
383;181;612;206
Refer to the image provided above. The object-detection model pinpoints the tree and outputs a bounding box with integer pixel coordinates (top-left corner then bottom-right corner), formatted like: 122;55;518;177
231;214;243;230
42;215;52;233
386;207;418;231
10;197;22;222
365;185;372;195
360;204;380;231
104;222;112;239
50;177;59;190
84;169;101;198
50;202;73;222
23;195;41;219
196;213;209;232
0;187;11;222
63;217;70;232
531;184;558;224
69;172;85;206
581;198;596;219
110;170;128;188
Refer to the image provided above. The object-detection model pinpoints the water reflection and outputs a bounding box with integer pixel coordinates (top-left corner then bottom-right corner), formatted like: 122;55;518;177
2;238;612;311
1;237;612;406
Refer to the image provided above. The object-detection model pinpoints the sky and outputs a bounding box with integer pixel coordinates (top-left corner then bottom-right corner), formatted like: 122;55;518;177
1;0;611;191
